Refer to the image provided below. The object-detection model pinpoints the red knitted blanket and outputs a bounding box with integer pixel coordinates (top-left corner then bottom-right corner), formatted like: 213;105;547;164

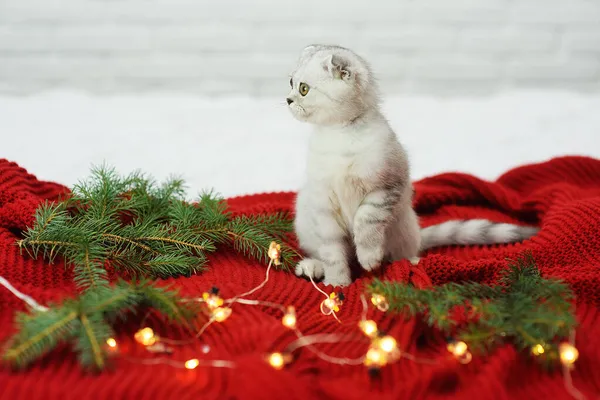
1;157;599;400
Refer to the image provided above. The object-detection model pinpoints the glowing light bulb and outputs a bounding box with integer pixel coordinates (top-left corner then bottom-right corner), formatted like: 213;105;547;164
282;306;297;329
134;327;157;346
206;297;219;308
364;347;387;368
531;344;545;356
320;298;336;315
559;343;579;366
106;338;117;348
447;340;468;357
447;340;472;364
370;294;389;312
378;335;397;354
320;292;344;315
267;352;291;370
269;353;284;369
268;242;282;266
185;358;200;370
359;320;378;338
213;307;232;322
202;287;224;310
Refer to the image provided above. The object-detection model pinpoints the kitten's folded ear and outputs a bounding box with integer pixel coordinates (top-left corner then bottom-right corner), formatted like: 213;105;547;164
301;45;320;58
323;54;353;81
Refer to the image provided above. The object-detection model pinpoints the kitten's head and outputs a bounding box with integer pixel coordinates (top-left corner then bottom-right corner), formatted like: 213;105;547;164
286;45;378;126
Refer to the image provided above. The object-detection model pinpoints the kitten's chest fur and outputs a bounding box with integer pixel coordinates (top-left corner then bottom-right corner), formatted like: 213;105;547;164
306;126;388;227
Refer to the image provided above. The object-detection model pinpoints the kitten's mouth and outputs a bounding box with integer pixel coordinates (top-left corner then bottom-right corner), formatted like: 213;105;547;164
289;103;310;119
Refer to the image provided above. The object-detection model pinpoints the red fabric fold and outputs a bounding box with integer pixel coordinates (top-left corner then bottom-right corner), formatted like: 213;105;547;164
0;156;599;399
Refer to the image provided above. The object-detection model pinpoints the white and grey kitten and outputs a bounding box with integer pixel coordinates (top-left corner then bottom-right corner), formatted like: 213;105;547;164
287;44;538;287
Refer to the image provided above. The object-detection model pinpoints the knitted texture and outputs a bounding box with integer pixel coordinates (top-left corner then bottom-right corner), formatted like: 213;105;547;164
1;157;599;400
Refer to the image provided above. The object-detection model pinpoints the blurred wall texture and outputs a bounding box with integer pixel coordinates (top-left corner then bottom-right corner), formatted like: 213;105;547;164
1;0;599;96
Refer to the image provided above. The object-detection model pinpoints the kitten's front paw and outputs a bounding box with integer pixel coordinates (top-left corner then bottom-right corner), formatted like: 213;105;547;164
322;268;352;287
295;258;325;280
357;246;384;271
409;256;421;265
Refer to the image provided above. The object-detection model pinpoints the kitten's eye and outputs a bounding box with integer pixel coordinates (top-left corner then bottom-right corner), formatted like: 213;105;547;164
299;82;310;96
289;77;293;88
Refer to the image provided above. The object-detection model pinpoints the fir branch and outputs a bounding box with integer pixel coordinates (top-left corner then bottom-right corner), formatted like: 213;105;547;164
134;281;199;325
3;281;198;371
141;254;206;279
84;284;139;317
78;314;107;369
367;252;577;364
17;164;296;284
137;236;207;252
101;233;155;253
72;245;109;291
4;308;79;368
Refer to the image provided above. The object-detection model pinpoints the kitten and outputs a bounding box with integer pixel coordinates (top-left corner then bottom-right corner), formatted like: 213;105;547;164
287;44;538;287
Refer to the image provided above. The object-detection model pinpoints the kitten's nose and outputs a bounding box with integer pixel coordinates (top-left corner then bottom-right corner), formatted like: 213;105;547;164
286;98;293;105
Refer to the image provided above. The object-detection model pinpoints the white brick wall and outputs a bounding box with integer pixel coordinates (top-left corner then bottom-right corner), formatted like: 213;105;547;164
0;0;599;96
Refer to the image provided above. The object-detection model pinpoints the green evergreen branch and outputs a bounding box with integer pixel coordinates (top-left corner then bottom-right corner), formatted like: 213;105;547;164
86;286;136;316
101;233;155;253
366;252;577;367
79;314;105;369
135;282;199;326
17;164;297;285
137;236;207;251
6;164;298;371
4;309;79;368
3;281;198;371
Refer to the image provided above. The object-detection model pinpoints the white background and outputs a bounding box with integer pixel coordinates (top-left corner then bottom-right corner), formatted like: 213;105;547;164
2;91;599;198
1;0;599;95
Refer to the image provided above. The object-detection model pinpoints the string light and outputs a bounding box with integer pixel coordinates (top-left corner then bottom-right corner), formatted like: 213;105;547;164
7;254;577;385
370;294;389;312
364;347;386;368
559;343;579;367
282;333;366;366
0;275;49;312
212;307;232;323
353;308;401;371
146;342;173;354
531;344;545;356
184;358;200;370
447;340;472;364
267;352;291;370
1;246;587;397
199;286;232;322
126;356;235;370
267;242;282;266
203;287;224;310
363;334;400;369
135;327;157;346
359;320;378;338
282;306;297;329
320;292;344;316
377;336;397;354
228;241;279;302
306;272;344;322
447;340;467;356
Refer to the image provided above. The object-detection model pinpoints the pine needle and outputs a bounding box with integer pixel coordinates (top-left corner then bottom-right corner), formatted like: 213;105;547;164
367;252;577;368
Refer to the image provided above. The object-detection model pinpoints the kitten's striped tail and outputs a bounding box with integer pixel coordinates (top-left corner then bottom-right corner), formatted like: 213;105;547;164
420;219;539;251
